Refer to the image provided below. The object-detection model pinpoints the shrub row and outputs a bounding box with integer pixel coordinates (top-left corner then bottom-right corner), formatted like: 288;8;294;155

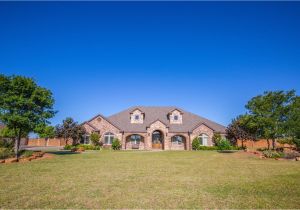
0;147;15;159
64;144;101;151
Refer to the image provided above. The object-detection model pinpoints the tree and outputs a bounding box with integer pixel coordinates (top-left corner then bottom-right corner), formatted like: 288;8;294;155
35;125;55;139
226;115;256;148
55;117;86;145
212;132;222;146
90;132;100;146
0;74;55;159
244;90;296;149
286;96;300;150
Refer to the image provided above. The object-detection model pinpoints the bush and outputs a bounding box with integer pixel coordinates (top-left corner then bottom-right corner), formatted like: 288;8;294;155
64;144;75;150
192;137;200;150
112;138;121;150
198;146;218;150
0;139;14;149
212;133;222;146
20;150;33;158
217;138;232;150
284;151;300;159
90;133;101;146
262;150;284;158
76;144;101;150
0;147;15;159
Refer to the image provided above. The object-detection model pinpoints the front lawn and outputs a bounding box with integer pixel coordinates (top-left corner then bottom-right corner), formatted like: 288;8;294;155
0;150;299;209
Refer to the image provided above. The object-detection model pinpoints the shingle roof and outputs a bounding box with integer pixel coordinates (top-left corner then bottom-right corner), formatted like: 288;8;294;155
107;106;226;133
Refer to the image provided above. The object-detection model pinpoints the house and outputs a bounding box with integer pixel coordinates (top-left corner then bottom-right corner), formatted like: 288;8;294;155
82;106;226;150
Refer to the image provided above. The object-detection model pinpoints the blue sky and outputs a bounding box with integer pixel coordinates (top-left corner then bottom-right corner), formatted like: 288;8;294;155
0;2;299;126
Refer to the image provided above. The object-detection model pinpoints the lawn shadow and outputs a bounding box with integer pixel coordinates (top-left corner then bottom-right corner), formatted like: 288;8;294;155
47;151;80;156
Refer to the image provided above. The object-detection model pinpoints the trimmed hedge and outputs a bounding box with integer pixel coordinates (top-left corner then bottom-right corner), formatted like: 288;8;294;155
64;144;101;151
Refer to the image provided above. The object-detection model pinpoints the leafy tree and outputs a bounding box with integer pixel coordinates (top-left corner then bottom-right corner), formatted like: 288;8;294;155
226;115;256;148
55;117;86;145
244;90;296;150
35;125;55;139
90;132;100;146
286;96;300;150
192;137;200;150
0;74;55;158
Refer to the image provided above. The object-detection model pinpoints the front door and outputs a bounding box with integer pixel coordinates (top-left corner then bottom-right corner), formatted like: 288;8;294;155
152;130;163;149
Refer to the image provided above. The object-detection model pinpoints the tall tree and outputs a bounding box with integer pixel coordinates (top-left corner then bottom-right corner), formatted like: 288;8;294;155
244;90;296;149
35;125;55;139
226;115;256;147
0;74;55;158
286;96;300;149
55;117;86;145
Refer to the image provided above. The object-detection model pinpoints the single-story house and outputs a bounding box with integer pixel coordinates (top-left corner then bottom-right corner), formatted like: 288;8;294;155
82;106;226;150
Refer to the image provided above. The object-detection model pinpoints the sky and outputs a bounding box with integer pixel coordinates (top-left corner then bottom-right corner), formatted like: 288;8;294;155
0;2;300;127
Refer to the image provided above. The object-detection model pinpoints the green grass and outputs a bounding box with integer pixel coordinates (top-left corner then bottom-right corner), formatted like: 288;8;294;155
0;150;300;209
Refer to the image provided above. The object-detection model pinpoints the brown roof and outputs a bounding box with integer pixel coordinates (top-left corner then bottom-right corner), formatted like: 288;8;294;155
107;106;226;133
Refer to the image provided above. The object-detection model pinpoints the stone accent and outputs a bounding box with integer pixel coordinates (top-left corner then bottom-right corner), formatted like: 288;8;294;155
130;109;144;124
190;124;214;147
146;120;169;150
169;109;183;124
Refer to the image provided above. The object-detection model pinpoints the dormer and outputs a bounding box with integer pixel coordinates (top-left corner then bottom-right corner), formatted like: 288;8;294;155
130;108;144;124
168;109;183;124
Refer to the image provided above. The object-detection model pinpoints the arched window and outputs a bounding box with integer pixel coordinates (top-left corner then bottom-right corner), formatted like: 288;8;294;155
171;135;184;145
131;134;141;144
198;133;208;146
104;132;115;144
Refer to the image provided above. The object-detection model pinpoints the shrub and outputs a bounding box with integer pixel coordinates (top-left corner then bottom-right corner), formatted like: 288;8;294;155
90;133;101;146
284;151;300;159
212;133;222;146
112;138;121;150
64;144;75;150
257;147;269;152
192;137;200;150
262;150;284;158
20;150;33;158
76;144;101;150
217;138;232;150
198;146;218;150
0;139;14;149
0;147;15;159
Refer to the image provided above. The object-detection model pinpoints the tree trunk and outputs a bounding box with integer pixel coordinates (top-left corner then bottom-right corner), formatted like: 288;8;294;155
272;139;276;150
14;130;21;160
266;139;270;150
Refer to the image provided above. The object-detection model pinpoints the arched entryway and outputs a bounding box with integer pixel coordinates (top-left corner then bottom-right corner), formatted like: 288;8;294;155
152;130;164;149
126;134;144;149
171;135;186;150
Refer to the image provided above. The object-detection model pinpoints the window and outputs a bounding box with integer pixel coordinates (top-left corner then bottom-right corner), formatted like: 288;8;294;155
135;115;139;120
171;135;184;144
104;132;115;144
198;134;208;146
131;134;141;144
80;134;90;144
174;115;179;120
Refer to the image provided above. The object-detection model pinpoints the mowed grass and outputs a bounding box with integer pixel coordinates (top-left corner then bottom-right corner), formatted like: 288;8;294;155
0;150;300;209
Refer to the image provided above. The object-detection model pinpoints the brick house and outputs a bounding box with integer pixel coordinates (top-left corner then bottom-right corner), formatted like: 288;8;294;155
82;106;226;150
